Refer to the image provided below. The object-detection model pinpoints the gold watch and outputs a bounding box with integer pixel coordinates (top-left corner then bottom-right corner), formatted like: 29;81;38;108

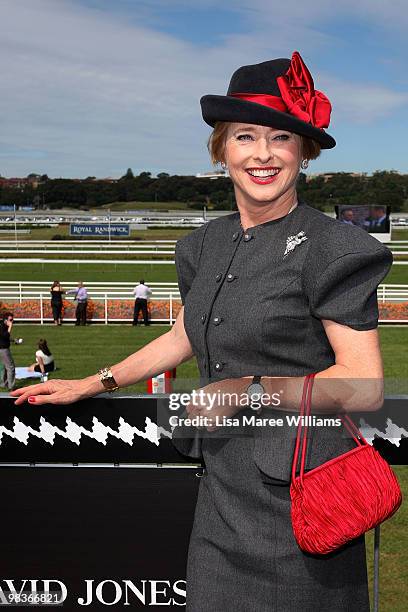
97;367;119;393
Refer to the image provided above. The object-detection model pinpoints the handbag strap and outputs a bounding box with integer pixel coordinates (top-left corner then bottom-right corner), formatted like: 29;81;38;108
291;373;314;485
340;412;369;445
291;373;369;486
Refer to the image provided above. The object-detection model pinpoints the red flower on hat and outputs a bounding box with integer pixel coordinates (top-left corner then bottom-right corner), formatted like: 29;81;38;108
276;51;332;129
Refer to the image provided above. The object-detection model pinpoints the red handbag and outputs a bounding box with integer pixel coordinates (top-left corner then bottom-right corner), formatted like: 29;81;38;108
290;373;402;555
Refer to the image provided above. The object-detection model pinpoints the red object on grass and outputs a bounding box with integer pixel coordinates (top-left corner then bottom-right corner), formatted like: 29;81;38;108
146;369;177;394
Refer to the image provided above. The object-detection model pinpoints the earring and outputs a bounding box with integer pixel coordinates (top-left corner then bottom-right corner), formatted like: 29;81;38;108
301;159;309;170
220;161;227;170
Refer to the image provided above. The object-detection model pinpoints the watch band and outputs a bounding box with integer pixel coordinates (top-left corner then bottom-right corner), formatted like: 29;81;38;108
98;366;119;393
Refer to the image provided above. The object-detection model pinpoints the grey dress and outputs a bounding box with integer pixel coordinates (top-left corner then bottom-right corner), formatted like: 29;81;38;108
171;200;393;612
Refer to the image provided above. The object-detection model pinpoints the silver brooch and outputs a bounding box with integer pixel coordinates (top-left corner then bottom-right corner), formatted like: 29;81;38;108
283;231;308;258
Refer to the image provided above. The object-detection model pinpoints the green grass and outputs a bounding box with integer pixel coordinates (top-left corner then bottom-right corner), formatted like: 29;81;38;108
0;262;178;282
385;266;408;284
366;466;408;612
392;229;408;240
0;262;405;284
6;324;198;394
379;328;408;378
5;324;408;390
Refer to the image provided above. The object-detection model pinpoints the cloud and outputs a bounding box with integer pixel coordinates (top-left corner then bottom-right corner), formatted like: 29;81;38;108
321;77;408;124
132;0;408;36
0;0;407;177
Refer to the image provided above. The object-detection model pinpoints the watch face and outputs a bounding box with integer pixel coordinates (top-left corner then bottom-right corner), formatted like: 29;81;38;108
247;383;264;398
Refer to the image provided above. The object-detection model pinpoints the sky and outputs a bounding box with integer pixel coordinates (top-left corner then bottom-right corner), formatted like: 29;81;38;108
1;0;407;178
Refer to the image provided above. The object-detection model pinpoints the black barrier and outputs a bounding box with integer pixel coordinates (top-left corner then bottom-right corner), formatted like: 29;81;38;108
0;467;199;610
0;394;198;465
0;394;406;610
0;395;202;610
0;394;406;464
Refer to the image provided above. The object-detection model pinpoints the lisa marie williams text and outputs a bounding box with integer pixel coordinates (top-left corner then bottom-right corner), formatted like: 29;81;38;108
0;579;186;607
170;414;342;427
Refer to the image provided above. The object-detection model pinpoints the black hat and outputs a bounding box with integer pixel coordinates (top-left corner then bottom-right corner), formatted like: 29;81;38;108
200;51;335;149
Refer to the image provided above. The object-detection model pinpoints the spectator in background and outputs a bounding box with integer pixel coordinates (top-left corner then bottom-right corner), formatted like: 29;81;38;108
28;339;56;376
364;206;389;233
132;279;151;326
50;280;66;326
0;312;16;390
340;208;358;226
66;281;88;326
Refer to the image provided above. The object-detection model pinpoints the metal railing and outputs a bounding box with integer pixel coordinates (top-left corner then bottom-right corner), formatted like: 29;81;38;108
0;242;176;255
0;281;179;298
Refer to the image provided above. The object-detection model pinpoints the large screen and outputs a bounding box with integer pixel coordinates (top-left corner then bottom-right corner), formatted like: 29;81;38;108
335;204;391;242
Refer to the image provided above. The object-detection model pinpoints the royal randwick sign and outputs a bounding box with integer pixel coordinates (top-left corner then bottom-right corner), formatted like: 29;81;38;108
69;224;130;236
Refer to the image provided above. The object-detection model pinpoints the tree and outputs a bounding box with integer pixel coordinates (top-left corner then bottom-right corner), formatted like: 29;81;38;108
121;168;134;180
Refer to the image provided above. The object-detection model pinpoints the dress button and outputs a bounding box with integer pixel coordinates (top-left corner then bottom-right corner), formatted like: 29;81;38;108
214;362;223;372
232;232;239;241
201;314;207;324
215;273;223;282
226;273;236;282
243;233;253;241
213;316;223;325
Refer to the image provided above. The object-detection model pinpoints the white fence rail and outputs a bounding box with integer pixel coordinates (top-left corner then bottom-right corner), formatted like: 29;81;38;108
0;281;179;296
0;240;177;245
0;282;407;303
0;250;175;255
0;258;175;265
0;241;176;255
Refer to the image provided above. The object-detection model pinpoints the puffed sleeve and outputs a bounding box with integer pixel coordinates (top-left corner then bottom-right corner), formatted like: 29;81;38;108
303;224;393;330
175;225;207;305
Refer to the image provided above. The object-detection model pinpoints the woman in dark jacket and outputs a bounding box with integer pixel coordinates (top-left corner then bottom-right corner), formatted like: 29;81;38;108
50;281;66;326
12;52;393;611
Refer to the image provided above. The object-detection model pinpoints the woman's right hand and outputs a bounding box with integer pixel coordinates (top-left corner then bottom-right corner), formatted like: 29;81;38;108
10;378;92;406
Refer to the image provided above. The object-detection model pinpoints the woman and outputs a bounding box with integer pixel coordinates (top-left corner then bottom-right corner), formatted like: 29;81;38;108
50;280;66;325
27;339;56;375
11;52;392;610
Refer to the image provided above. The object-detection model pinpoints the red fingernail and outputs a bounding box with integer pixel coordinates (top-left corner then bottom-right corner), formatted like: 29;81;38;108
28;397;36;403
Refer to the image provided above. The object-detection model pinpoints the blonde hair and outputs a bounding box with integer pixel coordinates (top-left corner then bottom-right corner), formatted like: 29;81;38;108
207;121;321;165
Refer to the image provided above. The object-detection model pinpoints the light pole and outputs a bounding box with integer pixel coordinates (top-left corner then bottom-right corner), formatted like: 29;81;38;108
14;203;17;245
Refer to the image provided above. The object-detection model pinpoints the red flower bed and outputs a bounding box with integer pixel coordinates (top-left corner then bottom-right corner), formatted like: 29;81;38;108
378;302;408;320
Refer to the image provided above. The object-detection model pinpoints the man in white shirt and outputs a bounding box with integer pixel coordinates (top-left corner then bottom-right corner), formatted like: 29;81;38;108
132;279;152;326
